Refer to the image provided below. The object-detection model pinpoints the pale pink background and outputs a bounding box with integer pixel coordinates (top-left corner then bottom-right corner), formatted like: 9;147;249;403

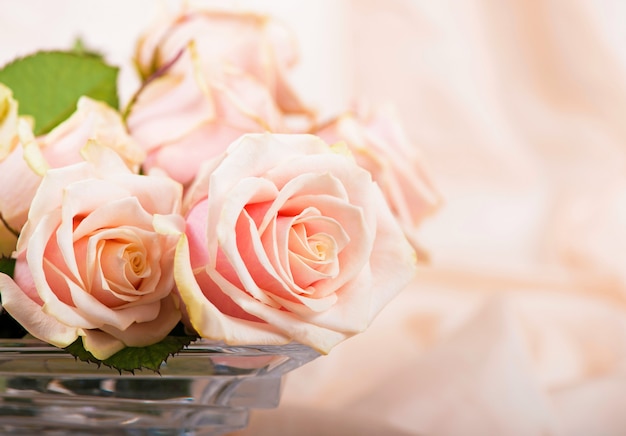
2;1;626;434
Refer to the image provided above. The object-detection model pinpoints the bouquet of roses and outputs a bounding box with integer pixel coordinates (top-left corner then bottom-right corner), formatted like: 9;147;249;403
0;4;439;372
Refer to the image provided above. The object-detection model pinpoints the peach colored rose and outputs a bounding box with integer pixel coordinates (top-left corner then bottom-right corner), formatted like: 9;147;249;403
29;96;145;174
175;133;416;353
0;143;184;359
316;106;441;259
0;96;145;256
134;6;309;115
127;48;283;185
0;138;37;257
0;84;37;256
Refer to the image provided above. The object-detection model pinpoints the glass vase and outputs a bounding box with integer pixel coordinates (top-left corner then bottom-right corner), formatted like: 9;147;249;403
0;338;319;435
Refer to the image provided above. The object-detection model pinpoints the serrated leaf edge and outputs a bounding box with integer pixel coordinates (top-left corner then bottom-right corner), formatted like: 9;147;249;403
66;335;198;374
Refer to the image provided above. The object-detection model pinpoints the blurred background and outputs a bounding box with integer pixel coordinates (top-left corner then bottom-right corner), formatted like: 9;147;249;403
2;1;626;434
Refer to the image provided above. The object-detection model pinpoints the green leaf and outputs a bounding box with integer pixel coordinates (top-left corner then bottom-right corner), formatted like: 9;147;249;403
65;334;198;373
0;51;119;135
0;256;15;277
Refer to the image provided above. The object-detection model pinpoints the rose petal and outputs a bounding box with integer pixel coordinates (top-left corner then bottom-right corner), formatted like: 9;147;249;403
175;234;289;344
206;267;349;353
81;329;125;360
0;273;79;348
100;295;181;348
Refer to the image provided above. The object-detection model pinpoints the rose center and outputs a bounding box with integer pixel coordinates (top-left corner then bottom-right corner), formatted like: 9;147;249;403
307;234;335;262
94;236;153;302
125;246;146;276
281;215;350;293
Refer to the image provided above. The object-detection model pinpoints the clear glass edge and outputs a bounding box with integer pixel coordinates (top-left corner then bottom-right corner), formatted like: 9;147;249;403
0;338;320;378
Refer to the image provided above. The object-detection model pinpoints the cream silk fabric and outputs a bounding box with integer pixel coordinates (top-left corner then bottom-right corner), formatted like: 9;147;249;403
1;1;625;435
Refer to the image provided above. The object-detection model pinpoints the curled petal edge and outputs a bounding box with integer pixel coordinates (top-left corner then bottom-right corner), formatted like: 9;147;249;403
0;273;79;348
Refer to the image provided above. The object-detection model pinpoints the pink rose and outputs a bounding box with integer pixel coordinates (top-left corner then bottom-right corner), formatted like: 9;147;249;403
0;96;145;256
175;133;416;353
127;48;284;185
0;84;34;255
0;143;184;359
135;6;309;114
31;96;145;173
0;137;38;257
316;106;441;258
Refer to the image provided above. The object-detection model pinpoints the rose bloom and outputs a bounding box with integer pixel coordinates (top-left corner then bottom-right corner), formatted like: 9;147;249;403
175;133;416;353
316;106;441;259
0;95;145;256
31;96;146;173
0;83;30;256
0;83;18;157
0;143;184;359
127;48;284;186
134;6;309;114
